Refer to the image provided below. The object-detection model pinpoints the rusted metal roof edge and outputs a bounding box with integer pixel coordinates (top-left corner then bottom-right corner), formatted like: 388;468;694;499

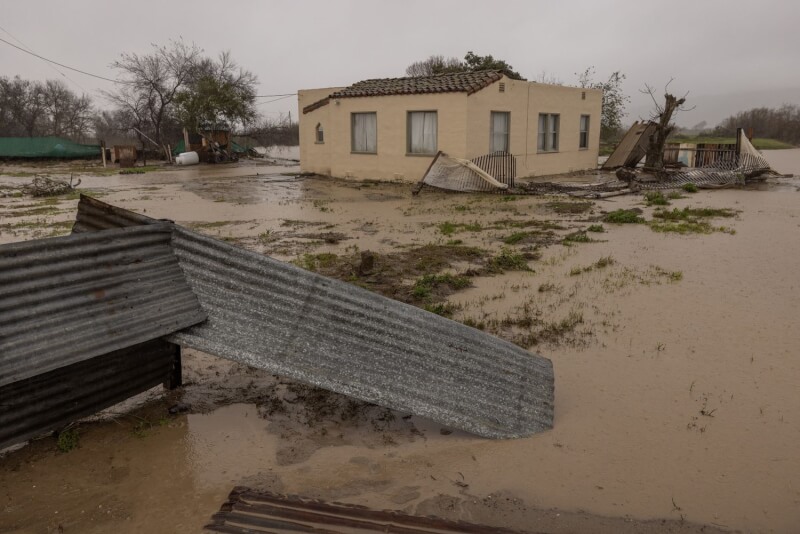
205;487;529;533
0;339;178;450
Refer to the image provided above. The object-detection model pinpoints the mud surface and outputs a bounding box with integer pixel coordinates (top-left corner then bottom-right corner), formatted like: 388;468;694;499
1;152;800;533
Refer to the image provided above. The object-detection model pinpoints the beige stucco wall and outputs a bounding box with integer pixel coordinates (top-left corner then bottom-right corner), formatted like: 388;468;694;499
299;90;468;181
465;76;602;177
298;77;601;181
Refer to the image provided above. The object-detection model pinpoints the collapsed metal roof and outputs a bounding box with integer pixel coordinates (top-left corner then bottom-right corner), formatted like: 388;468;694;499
0;339;178;449
73;196;554;439
0;224;206;387
205;487;527;533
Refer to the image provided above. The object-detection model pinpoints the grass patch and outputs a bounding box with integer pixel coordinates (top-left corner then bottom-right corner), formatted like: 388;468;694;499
412;273;471;299
294;252;338;271
563;231;591;244
56;428;79;452
545;201;593;215
604;209;645;224
489;247;532;272
682;183;699;193
653;207;737;220
649;221;714;234
644;191;670;206
667;191;685;199
438;221;483;235
503;231;528;245
587;224;605;233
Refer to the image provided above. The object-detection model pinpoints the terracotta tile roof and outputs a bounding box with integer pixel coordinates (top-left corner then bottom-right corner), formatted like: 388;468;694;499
302;70;504;114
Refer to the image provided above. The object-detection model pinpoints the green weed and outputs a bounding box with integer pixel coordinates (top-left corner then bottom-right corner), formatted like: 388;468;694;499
604;209;645;224
56;429;79;452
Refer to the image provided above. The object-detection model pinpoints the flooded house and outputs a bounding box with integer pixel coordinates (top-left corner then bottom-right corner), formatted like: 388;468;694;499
298;70;602;181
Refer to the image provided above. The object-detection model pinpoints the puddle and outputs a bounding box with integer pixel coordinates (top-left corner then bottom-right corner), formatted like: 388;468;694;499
2;152;800;532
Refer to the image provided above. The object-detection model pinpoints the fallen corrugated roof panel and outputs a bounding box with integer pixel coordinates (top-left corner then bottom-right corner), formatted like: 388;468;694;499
303;70;504;114
0;339;179;450
205;487;529;533
0;224;206;387
601;121;657;169
73;196;554;439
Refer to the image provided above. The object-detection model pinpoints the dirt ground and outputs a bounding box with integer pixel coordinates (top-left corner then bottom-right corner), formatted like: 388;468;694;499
1;151;799;533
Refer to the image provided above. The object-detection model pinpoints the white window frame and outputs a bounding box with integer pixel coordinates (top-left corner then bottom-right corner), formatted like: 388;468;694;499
351;112;377;154
315;123;324;144
406;111;438;155
579;115;590;149
537;113;560;153
490;111;510;153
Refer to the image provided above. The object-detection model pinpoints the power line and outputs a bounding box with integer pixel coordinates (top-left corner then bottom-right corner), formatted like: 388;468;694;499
0;36;128;85
255;94;296;106
0;35;297;100
255;93;296;98
0;24;90;94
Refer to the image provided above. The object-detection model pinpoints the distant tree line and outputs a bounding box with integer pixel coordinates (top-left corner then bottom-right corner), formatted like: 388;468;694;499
405;52;525;80
245;116;299;147
712;104;800;144
0;77;93;140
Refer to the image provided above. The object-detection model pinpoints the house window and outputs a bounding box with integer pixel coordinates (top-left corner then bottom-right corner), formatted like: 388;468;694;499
579;115;590;149
407;111;437;155
490;111;510;152
537;113;560;152
315;123;324;143
351;112;377;154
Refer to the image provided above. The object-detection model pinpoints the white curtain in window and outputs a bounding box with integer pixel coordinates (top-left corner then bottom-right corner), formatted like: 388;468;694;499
409;111;437;154
352;113;377;153
547;114;559;151
491;112;509;152
537;114;546;151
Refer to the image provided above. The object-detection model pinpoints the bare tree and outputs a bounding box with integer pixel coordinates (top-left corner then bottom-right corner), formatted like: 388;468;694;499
405;55;463;77
536;71;563;85
641;80;693;171
105;39;201;144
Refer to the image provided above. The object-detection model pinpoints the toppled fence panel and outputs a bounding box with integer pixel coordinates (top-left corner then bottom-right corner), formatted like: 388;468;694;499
415;151;515;194
0;339;179;450
601;121;657;169
73;196;555;439
0;224;206;387
205;487;527;533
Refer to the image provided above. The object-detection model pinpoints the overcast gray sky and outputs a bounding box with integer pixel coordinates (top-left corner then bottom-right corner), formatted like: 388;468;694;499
2;0;798;127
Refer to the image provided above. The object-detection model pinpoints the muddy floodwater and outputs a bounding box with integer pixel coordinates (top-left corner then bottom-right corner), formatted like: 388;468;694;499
1;150;800;533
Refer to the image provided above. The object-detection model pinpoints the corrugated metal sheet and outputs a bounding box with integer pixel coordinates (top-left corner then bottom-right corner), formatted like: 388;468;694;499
73;196;554;439
0;224;206;387
601;121;657;169
0;339;178;450
205;487;527;533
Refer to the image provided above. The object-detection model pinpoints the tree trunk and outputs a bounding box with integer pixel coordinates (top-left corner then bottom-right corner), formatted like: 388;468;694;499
644;93;685;172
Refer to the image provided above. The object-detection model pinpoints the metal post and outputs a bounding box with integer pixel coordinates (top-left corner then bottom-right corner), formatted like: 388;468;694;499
164;343;182;390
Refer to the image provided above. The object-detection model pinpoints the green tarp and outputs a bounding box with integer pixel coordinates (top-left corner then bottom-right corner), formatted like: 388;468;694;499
0;137;101;158
172;139;249;156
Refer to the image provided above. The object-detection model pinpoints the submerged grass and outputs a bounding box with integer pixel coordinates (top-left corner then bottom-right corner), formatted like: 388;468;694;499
604;209;645;224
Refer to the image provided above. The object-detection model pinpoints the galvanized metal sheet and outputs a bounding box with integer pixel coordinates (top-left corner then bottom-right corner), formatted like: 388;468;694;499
0;224;206;387
601;120;657;169
205;487;527;533
0;339;178;450
73;196;554;439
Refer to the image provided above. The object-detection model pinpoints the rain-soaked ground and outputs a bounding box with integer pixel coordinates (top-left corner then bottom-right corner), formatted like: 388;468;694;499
1;150;800;533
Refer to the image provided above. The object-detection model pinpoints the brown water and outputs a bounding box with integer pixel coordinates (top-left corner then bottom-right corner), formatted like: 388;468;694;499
1;153;799;533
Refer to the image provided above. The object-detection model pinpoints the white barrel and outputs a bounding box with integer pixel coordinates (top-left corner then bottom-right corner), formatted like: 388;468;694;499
175;151;199;165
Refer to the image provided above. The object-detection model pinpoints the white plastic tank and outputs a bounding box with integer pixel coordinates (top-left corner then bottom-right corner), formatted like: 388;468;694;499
175;151;199;165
